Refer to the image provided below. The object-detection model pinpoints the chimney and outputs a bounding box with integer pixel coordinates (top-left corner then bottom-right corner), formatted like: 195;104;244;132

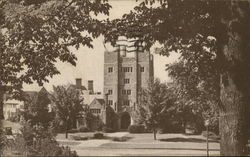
88;80;94;93
75;78;82;89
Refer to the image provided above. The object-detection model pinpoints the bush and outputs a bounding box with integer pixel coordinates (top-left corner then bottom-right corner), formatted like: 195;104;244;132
4;127;12;135
78;127;90;133
112;136;129;142
102;126;115;133
202;131;220;140
68;128;79;133
71;135;89;141
3;122;78;157
128;125;145;133
93;132;104;139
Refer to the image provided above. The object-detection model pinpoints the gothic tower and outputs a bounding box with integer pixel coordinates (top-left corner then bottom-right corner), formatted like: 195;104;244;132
103;36;154;130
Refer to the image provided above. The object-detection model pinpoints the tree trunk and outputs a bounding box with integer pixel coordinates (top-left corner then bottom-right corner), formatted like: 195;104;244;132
219;4;250;155
0;87;4;120
219;74;248;156
65;121;69;139
153;128;157;140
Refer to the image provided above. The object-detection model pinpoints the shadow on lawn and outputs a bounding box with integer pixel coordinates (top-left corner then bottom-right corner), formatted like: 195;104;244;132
159;137;219;143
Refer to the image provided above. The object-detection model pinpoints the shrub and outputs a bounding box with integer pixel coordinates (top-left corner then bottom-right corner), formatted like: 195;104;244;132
68;128;78;133
78;127;90;133
3;128;78;157
4;127;12;135
93;132;104;139
102;126;115;133
112;136;129;142
128;125;145;133
202;131;220;140
71;135;89;141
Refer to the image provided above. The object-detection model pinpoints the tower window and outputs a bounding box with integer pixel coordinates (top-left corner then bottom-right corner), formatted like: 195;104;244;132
123;100;130;106
140;67;144;72
108;100;113;106
124;78;130;84
127;90;131;95
108;67;113;73
122;89;126;95
121;67;133;72
108;89;113;95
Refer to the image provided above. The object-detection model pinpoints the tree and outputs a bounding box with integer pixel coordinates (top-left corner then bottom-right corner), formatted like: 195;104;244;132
51;86;83;138
4;121;77;156
22;87;53;128
135;78;172;140
0;0;111;120
104;0;250;155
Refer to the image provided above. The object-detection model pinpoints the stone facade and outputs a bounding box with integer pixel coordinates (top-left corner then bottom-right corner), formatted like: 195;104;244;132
103;37;154;130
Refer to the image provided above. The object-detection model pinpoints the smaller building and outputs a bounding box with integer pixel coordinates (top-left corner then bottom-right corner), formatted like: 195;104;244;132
68;78;103;106
3;99;24;120
89;98;105;116
3;88;51;121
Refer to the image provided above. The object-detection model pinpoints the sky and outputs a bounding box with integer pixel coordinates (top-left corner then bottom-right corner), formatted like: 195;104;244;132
23;0;179;92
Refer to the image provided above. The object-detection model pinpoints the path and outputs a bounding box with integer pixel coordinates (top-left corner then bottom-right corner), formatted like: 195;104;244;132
56;132;220;156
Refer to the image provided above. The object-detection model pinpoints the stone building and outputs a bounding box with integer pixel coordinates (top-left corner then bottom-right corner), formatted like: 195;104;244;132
103;36;154;130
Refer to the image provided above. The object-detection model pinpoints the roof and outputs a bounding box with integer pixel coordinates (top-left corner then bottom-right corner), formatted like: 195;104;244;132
96;99;105;105
67;84;87;91
5;99;23;104
89;98;105;109
24;91;38;98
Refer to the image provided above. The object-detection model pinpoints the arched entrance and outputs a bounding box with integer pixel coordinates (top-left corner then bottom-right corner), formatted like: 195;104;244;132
120;112;131;129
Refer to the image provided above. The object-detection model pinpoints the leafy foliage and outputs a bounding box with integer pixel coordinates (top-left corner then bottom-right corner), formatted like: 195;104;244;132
135;78;175;138
3;121;77;156
128;124;145;134
104;0;250;154
51;85;83;138
0;0;111;119
22;88;54;128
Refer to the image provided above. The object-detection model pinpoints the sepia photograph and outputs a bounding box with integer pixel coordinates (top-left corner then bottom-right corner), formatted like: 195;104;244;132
0;0;250;156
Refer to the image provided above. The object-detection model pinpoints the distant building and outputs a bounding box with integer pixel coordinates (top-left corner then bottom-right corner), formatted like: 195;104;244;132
3;88;51;120
89;98;105;116
3;99;24;120
102;36;154;130
69;78;102;108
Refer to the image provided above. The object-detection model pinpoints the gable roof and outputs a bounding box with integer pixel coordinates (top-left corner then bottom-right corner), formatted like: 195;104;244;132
89;98;105;109
96;99;105;105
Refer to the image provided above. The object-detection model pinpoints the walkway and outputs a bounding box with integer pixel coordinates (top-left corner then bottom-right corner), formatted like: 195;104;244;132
56;132;220;156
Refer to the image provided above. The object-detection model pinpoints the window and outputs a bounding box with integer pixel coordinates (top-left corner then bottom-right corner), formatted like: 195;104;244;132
124;78;130;84
108;67;113;73
140;67;144;72
90;109;101;114
122;89;131;95
121;67;133;72
127;90;131;95
108;100;113;106
108;89;113;95
123;100;130;106
122;89;126;95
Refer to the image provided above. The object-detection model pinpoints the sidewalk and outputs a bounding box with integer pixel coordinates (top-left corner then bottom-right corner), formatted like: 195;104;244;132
56;133;220;156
